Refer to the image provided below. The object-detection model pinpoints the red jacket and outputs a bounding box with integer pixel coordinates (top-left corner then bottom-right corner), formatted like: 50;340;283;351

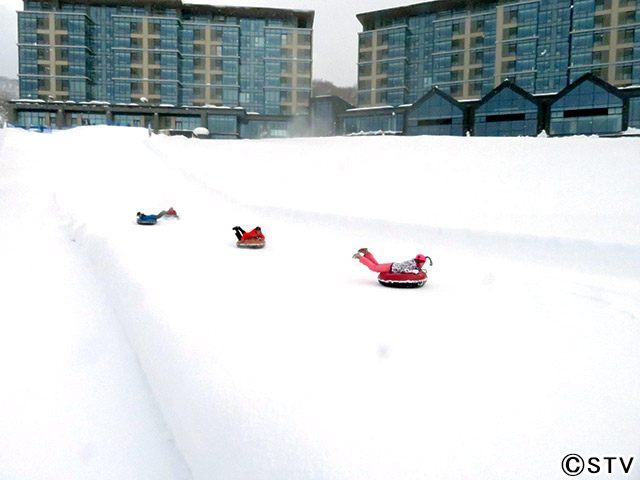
241;228;265;241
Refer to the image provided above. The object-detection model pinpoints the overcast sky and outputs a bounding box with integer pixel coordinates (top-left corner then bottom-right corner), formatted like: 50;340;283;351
0;0;411;86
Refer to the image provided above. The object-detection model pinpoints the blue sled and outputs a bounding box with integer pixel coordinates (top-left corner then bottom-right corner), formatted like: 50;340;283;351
137;216;158;225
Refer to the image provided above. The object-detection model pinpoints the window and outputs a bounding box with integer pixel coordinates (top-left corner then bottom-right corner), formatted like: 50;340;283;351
149;22;161;35
505;8;518;23
280;90;292;102
55;78;69;92
471;51;484;64
503;27;518;40
55;48;67;61
470;82;483;95
210;28;223;42
376;62;388;75
298;33;311;46
359;35;372;49
621;28;635;43
619;11;636;25
149;83;161;95
592;51;607;63
37;17;49;29
616;65;632;80
503;60;516;73
591;67;608;78
594;14;610;28
502;43;517;57
148;52;161;65
469;67;483;79
358;79;371;90
452;38;464;50
359;64;372;76
452;21;464;35
359;50;372;62
593;32;609;46
297;62;310;75
471;19;484;33
472;36;484;48
618;48;633;61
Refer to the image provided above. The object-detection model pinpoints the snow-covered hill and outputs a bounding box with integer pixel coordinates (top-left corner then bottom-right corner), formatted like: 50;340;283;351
1;127;639;480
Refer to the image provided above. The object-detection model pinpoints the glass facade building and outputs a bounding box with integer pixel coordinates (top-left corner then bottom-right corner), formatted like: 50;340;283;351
549;73;624;134
405;87;465;135
342;108;404;135
473;82;540;136
356;0;640;108
17;0;313;116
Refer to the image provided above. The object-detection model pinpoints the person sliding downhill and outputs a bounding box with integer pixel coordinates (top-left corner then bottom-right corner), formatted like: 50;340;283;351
165;207;179;219
233;226;265;242
136;210;167;225
136;207;179;225
352;248;431;273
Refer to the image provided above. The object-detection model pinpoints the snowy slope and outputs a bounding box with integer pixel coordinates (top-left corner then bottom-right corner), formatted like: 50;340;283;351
0;127;639;480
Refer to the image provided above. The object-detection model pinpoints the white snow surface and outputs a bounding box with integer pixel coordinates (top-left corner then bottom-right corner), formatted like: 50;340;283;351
1;127;639;480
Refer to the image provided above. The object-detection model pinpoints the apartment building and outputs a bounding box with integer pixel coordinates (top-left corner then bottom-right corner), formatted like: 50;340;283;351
356;0;640;107
15;0;313;136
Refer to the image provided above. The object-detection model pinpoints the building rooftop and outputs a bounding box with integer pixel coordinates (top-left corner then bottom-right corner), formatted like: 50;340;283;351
357;0;497;27
37;0;314;24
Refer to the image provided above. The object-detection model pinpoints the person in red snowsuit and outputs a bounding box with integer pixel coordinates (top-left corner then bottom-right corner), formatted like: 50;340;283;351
233;226;265;241
353;248;429;273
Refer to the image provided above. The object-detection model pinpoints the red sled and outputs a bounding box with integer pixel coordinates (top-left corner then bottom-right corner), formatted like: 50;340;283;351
237;237;266;249
378;270;427;288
